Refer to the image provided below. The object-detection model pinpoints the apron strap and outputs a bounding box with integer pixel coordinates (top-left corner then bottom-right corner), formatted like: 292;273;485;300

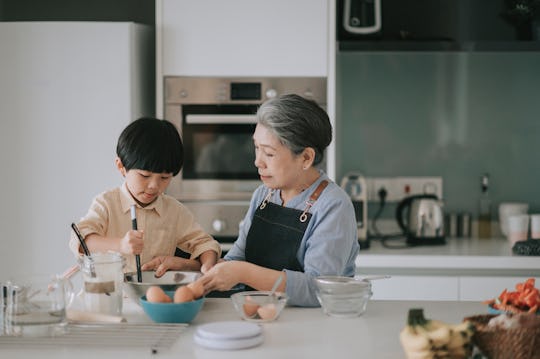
299;180;329;222
259;189;274;210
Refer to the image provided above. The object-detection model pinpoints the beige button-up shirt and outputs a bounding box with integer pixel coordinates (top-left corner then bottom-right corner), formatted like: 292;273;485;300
69;183;221;272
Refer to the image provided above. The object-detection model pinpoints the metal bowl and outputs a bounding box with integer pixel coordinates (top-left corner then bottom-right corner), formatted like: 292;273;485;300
124;271;202;306
314;276;372;318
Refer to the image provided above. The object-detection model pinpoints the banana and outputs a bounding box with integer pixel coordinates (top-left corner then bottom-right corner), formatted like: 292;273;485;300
448;346;468;359
400;309;437;358
413;318;451;350
432;348;450;359
400;309;474;359
447;321;474;358
400;325;432;352
425;321;452;347
451;321;474;334
446;333;464;351
404;350;435;359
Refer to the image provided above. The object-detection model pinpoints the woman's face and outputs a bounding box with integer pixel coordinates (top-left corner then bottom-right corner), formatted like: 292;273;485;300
253;124;305;191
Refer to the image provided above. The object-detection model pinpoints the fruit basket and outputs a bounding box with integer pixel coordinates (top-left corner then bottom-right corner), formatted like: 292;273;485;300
464;314;540;359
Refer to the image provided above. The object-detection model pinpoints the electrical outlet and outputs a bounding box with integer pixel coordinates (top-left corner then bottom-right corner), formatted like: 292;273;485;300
394;177;443;201
366;177;443;202
367;177;398;202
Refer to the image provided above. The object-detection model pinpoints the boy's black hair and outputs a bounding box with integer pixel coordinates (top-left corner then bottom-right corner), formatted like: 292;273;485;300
116;117;184;176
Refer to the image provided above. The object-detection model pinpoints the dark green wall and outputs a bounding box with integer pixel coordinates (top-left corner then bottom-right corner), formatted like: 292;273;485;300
337;51;540;218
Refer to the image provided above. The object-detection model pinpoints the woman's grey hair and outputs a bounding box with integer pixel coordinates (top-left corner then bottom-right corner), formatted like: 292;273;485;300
256;93;332;165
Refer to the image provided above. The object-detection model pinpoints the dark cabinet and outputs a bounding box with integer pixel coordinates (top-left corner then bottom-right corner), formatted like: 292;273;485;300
337;0;540;51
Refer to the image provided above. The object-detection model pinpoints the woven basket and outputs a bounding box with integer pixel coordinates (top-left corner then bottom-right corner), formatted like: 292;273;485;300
464;314;540;359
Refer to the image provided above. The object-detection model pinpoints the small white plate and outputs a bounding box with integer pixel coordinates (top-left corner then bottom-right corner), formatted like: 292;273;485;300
194;321;263;350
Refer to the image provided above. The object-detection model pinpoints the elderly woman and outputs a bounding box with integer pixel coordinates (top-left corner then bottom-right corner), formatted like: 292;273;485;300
144;94;359;307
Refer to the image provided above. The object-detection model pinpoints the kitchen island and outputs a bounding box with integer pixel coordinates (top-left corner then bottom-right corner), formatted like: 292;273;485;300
356;237;540;301
0;297;487;359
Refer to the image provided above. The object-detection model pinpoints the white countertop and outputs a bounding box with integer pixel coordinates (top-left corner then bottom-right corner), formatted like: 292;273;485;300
356;237;540;276
222;237;539;275
0;297;487;359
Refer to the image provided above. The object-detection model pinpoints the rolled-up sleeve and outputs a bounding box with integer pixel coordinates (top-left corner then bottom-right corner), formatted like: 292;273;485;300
175;205;221;259
68;193;111;256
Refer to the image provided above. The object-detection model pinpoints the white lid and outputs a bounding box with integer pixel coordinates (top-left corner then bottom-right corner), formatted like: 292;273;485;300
196;321;262;340
194;321;264;350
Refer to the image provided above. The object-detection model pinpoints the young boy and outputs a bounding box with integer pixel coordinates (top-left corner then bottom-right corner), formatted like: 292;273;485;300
69;117;221;275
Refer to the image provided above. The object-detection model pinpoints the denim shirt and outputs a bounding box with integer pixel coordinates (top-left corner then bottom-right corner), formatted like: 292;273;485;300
225;171;360;307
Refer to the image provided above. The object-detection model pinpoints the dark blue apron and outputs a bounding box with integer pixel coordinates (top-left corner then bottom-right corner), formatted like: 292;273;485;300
208;180;329;297
246;180;329;271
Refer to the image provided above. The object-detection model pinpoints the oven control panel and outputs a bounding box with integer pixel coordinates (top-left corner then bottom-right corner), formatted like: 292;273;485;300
165;76;327;105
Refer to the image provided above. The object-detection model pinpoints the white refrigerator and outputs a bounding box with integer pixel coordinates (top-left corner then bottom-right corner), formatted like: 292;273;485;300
0;22;153;278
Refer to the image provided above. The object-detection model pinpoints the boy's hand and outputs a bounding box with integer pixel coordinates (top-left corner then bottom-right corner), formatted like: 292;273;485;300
142;256;193;277
199;250;218;274
120;229;144;255
201;262;213;274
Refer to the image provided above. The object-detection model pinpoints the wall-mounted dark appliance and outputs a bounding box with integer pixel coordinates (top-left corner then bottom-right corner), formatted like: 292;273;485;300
338;0;458;41
164;77;327;242
337;0;520;45
342;0;382;36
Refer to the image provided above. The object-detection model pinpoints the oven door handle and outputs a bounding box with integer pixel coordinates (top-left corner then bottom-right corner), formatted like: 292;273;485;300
185;114;257;124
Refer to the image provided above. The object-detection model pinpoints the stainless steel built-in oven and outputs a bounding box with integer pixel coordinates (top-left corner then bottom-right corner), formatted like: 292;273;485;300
164;77;326;242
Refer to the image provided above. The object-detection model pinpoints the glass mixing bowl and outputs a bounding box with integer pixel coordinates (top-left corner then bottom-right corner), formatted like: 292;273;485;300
314;276;373;318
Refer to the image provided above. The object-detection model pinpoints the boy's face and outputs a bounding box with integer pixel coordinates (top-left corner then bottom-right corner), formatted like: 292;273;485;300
116;158;173;206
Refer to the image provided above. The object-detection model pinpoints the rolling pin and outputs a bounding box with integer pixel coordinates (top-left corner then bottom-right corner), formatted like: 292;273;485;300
67;309;127;323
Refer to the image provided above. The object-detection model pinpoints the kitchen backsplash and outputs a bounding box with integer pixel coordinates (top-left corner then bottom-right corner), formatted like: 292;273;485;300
336;51;540;215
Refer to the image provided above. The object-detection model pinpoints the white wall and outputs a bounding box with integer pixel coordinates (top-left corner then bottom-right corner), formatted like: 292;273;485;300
0;22;152;279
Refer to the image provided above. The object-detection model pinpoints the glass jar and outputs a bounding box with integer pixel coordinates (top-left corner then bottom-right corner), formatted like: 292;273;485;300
79;252;125;316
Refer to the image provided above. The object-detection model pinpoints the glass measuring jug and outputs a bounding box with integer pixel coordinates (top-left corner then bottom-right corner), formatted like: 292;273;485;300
79;252;125;316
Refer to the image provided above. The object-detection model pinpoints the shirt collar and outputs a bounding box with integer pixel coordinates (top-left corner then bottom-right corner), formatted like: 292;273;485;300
274;169;328;206
119;182;164;215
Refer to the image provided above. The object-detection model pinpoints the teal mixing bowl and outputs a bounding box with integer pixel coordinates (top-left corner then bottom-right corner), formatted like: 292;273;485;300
140;291;205;323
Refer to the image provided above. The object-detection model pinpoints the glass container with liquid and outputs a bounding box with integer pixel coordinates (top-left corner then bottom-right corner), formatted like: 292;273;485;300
3;274;74;336
478;174;492;239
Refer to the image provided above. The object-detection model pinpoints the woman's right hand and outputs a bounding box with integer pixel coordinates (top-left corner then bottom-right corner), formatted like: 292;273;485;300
199;260;242;293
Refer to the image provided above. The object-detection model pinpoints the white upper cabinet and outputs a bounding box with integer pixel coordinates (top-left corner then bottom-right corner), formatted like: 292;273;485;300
158;0;329;77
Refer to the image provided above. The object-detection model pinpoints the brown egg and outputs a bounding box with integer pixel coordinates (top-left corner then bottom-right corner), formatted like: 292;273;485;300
187;280;204;298
174;285;195;303
242;295;260;318
243;302;260;318
146;286;172;303
257;303;277;320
